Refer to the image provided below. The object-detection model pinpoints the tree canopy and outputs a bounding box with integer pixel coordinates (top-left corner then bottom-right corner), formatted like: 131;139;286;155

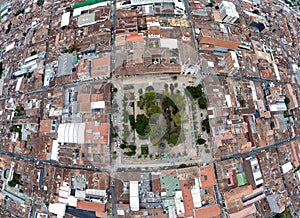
136;114;150;136
146;104;161;117
161;95;176;109
138;92;156;109
37;0;44;6
198;96;207;109
197;137;206;145
186;84;203;99
129;115;136;129
285;97;290;106
172;112;182;127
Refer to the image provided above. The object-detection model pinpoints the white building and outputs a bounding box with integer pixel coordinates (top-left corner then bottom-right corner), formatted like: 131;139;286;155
15;78;23;92
174;191;185;216
269;99;287;112
219;1;239;23
77;12;96;27
249;158;263;187
130;181;139;211
131;0;173;6
57;123;86;144
49;203;66;218
168;206;176;218
61;12;70;27
5;42;15;53
281;162;293;174
191;178;201;208
91;101;105;109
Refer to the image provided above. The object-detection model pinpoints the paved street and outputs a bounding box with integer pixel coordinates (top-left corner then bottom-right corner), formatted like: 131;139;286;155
0;149;103;172
107;182;117;217
213;163;227;218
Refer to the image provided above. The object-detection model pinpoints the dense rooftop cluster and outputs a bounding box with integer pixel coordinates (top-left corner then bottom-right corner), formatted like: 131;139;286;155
0;0;299;217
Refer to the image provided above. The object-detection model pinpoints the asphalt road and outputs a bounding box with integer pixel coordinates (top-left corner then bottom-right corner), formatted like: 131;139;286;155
107;182;117;217
110;0;117;78
182;0;199;56
0;149;102;172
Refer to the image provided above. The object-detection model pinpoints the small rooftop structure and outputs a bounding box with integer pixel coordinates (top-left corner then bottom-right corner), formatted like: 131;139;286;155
237;172;247;186
91;101;105;109
180;180;194;217
174;190;185;216
73;175;87;191
0;78;4;96
219;1;239;23
49;203;66;217
77;12;96;27
194;204;221;218
191;179;201;208
250;158;263;187
91;55;110;79
130;181;139;211
269;101;287;112
267;194;284;214
40;119;58;133
51;140;60;161
160;38;178;49
57;123;86;144
161;176;181;196
200;166;216;188
76;200;106;217
5;42;15;52
61;12;71;27
57;54;73;77
281;162;293;174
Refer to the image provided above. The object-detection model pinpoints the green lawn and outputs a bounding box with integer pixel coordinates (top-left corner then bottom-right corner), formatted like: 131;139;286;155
274;209;292;218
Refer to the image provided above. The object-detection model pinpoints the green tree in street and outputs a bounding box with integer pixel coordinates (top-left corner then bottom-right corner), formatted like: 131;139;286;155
197;137;206;145
37;0;44;6
285;97;290;107
136;114;150;136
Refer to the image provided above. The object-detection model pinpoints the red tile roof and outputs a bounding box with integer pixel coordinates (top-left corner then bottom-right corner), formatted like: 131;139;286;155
77;200;106;217
91;93;104;101
180;180;194;217
126;34;143;42
200;166;216;188
195;204;221;218
228;205;255;218
77;94;91;103
85;122;109;144
40;120;52;133
151;174;162;192
92;57;110;67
